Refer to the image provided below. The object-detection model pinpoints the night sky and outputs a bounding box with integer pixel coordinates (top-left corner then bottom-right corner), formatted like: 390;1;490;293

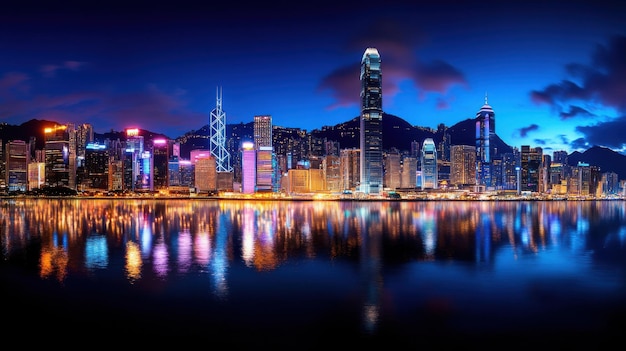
1;0;625;155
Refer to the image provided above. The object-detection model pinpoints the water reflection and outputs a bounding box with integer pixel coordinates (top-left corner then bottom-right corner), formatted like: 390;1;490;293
2;198;626;340
3;199;626;275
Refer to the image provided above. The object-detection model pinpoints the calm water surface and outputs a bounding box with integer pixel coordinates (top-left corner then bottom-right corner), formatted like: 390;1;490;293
2;199;626;348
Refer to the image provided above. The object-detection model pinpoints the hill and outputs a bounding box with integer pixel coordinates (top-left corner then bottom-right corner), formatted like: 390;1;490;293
567;146;626;178
310;114;513;156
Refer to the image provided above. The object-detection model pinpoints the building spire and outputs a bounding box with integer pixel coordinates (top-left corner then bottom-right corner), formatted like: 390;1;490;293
485;91;488;105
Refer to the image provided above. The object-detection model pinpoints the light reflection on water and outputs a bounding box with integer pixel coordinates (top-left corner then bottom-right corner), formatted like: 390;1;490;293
2;198;626;346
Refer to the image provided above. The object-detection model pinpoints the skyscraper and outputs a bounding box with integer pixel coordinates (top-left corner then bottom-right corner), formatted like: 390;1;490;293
210;87;232;172
359;47;383;194
44;124;71;188
421;138;438;189
241;141;256;194
253;115;273;150
475;94;495;188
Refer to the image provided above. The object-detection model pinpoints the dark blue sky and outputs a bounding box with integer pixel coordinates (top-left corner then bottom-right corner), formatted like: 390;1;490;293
1;0;625;154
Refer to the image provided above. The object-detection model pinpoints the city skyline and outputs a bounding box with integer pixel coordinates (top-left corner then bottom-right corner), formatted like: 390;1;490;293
1;1;625;155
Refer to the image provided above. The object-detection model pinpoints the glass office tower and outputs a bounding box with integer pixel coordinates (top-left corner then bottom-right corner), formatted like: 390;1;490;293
475;94;495;187
359;47;383;195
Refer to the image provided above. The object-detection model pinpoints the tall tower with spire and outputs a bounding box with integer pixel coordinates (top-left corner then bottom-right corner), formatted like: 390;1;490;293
359;47;383;195
475;93;496;188
209;87;232;172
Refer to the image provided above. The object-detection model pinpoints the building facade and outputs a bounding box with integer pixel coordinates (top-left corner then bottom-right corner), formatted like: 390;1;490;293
359;47;383;194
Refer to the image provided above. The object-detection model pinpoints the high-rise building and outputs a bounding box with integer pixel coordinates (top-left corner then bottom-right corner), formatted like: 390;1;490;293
502;149;520;191
421;138;438;189
475;95;495;187
400;156;417;189
241;141;256;194
83;142;109;190
5;140;29;192
384;150;401;190
152;138;170;190
256;146;273;192
44;124;72;188
323;155;341;192
123;128;145;192
210;87;232;172
520;145;542;192
253;115;273;150
195;156;217;194
450;145;476;187
340;148;360;191
359;47;383;194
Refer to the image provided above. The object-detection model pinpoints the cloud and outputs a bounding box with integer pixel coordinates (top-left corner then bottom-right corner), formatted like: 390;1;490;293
318;20;467;111
317;64;360;110
531;35;626;113
517;124;539;138
40;61;87;77
529;35;626;153
571;137;590;151
0;72;29;97
575;115;626;151
0;73;205;137
559;105;595;120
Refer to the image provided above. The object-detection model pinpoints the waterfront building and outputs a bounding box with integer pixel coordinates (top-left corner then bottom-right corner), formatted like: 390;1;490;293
5;140;29;192
256;146;273;192
241;141;256;194
400;156;417;189
83;142;109;191
152;138;170;190
323;155;341;192
475;95;495;188
340;148;360;191
450;145;476;187
520;145;542;192
359;47;383;194
384;150;401;190
168;156;192;188
502;149;519;191
286;168;309;193
27;162;45;191
123;128;144;192
254;115;273;150
603;171;619;195
421;138;438;189
209;87;233;173
75;123;94;168
44;124;73;188
195;156;217;194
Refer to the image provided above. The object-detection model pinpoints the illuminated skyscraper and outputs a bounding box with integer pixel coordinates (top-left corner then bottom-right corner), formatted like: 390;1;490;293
210;87;232;172
152;138;170;190
520;145;542;192
44;124;71;188
253;115;272;150
256;146;273;192
84;142;109;190
421;138;438;189
5;140;29;192
450;145;476;187
475;94;495;187
359;47;383;194
241;141;256;194
123;128;144;191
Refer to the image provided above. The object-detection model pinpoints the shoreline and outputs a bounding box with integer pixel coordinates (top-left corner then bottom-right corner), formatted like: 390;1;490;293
1;194;624;201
